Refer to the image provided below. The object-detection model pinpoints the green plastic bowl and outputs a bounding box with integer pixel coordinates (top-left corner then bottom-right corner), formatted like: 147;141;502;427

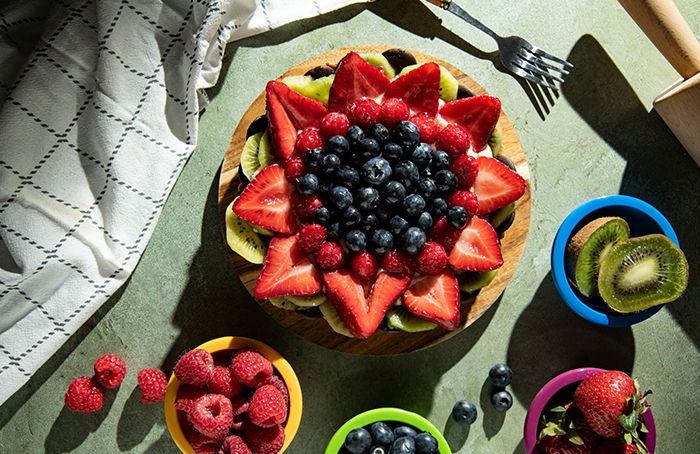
325;407;450;454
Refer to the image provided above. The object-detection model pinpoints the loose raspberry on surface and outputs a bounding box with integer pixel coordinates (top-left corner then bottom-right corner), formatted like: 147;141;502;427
438;123;471;157
261;375;290;406
208;366;243;399
348;98;381;129
64;376;104;413
175;384;208;413
451;154;479;189
298;224;327;252
315;241;345;270
379;98;410;128
174;349;215;387
290;192;323;222
137;368;168;404
416;242;448;275
447;190;479;217
320;112;350;138
351;250;379;281
283;154;306;182
248;384;288;428
189;394;234;440
294;128;323;154
189;431;222;454
410;113;441;144
244;423;285;454
93;353;127;389
220;435;252;454
381;250;415;278
231;349;273;387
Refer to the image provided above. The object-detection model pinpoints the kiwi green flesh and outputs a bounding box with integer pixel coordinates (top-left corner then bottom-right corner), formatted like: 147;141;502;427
286;294;327;307
598;234;688;312
386;307;437;332
489;122;504;156
566;217;630;298
359;53;396;79
319;302;354;337
241;132;263;180
490;203;515;229
281;74;334;105
225;201;267;264
257;130;274;170
269;296;298;311
460;270;498;293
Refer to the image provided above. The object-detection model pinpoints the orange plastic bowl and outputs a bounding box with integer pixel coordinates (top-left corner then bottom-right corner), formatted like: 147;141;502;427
164;336;302;453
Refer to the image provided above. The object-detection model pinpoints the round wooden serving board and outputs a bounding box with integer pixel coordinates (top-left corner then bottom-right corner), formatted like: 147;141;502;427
218;46;531;356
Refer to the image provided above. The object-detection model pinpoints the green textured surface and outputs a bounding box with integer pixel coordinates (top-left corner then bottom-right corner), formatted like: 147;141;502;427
2;0;700;452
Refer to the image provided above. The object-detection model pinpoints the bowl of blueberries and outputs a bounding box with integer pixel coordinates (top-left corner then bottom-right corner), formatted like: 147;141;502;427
325;407;450;454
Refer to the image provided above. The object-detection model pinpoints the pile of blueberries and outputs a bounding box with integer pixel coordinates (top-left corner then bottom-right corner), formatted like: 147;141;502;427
343;421;439;454
298;120;465;256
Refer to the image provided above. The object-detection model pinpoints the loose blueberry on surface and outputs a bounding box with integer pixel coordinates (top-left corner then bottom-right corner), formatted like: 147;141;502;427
393;426;417;440
403;227;426;255
382;180;407;206
347;125;365;145
434;169;458;195
369;446;387;454
304;147;324;169
357;186;380;212
370;229;394;255
370;123;390;143
389;215;410;235
342;206;362;229
452;400;478;426
491;390;513;412
345;428;372;454
393;161;420;189
345;229;367;252
391;120;420;151
331;186;353;210
327;135;350;157
447;206;468;229
361;214;379;232
414;432;438;454
370;422;395;446
322;153;341;175
383;142;404;162
337;166;360;189
417;178;437;199
411;143;432;168
488;363;513;387
297;173;319;195
391;436;416;454
430;198;448;218
356;138;381;162
430;150;451;170
361;157;393;186
314;206;330;224
403;194;426;218
417;212;433;230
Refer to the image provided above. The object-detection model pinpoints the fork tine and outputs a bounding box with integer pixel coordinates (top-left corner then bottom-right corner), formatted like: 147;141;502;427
509;65;557;90
517;49;570;75
513;56;566;84
520;41;573;68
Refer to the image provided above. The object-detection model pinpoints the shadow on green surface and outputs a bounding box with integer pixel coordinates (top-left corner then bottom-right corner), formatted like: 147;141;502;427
116;385;162;451
562;34;700;350
479;379;505;440
443;411;469;452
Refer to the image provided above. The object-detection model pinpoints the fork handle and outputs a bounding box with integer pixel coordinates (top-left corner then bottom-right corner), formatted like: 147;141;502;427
618;0;700;79
425;0;451;9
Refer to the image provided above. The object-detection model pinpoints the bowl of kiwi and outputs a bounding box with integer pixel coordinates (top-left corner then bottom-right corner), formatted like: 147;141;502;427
551;195;688;327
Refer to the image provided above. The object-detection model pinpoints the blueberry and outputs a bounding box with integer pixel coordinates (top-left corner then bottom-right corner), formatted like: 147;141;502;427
317;176;333;194
361;214;379;232
347;125;365;145
361;157;393;186
370;229;394;255
491;390;513;412
342;206;362;229
370;422;394;446
488;363;513;387
345;229;367;252
337;166;360;189
417;212;433;230
297;173;318;195
447;206;468;228
345;428;372;454
304;147;324;169
390;436;416;454
370;123;390;143
357;187;380;212
403;194;426;218
393;161;420;189
327;135;350;157
417;178;437;199
421;167;433;179
411;143;432;168
402;227;426;255
389;215;410;235
393;426;417;440
322;153;341;175
356;138;381;161
382;142;404;162
391;120;420;151
452;400;477;426
375;204;394;224
382;180;406;206
434;169;458;195
430;198;448;218
331;186;353;210
369;446;387;454
327;221;341;240
314;206;330;224
430;150;450;170
414;432;438;454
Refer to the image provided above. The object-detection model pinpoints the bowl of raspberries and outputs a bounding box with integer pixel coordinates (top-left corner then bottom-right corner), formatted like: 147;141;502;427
164;336;302;454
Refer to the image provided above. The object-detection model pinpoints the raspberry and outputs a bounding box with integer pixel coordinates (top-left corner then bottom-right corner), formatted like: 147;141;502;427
189;432;222;454
93;353;126;389
437;123;471;156
411;114;442;144
447;190;479;217
415;242;448;275
315;241;345;270
451;155;479;189
231;395;250;431
379;98;410;128
298;224;327;252
348;98;380;129
294;128;322;154
174;349;215;386
429;216;462;252
189;394;233;440
284;154;307;182
320;112;350;138
261;375;290;406
230;349;273;387
208;366;243;399
351;251;379;281
64;376;104;413
291;192;323;222
248;384;288;428
244;424;285;454
220;435;252;454
175;384;208;413
137;368;168;404
381;250;415;278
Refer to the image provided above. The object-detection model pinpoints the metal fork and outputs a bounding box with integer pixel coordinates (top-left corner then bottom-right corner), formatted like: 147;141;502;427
425;0;573;89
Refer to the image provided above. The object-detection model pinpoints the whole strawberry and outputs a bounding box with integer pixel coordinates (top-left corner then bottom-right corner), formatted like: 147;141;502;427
538;403;600;454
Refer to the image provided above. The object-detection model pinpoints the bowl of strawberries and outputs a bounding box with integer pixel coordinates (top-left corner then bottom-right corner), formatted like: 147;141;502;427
164;336;302;454
524;368;656;454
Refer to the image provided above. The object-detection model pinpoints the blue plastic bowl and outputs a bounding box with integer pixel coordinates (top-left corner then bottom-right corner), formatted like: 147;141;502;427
551;195;679;327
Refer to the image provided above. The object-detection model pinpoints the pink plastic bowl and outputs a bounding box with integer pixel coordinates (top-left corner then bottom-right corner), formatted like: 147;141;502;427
524;368;656;453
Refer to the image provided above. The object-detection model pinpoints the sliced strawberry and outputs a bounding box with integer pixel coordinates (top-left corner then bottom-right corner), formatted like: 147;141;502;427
471;156;526;214
266;80;327;160
323;269;410;338
439;95;501;151
404;269;460;330
385;62;441;116
233;164;297;233
254;234;322;298
328;52;390;113
448;217;503;271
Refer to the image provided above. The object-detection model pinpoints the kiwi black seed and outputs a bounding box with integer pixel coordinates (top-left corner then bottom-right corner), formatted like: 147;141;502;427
305;64;335;79
457;84;475;99
382;48;417;74
598;234;688;312
565;217;630;298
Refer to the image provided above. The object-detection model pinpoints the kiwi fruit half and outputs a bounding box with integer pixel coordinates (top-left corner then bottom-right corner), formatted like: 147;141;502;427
598;234;688;312
566;217;630;298
241;131;263;180
319;302;354;338
386;307;437;332
459;269;498;293
225;200;266;264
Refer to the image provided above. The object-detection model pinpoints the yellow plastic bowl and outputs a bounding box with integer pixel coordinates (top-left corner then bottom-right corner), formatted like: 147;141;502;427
164;336;302;453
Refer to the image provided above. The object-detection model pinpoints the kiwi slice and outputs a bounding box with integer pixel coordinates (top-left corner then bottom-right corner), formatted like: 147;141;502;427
598;234;688;312
252;225;275;236
359;52;396;79
489;203;515;230
241;132;263;180
398;64;419;77
281;74;335;105
257;130;274;170
225;200;266;264
566;217;631;298
286;294;327;307
489;122;504;156
386;307;437;332
460;270;498;293
398;64;458;102
269;297;298;311
319;302;354;338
